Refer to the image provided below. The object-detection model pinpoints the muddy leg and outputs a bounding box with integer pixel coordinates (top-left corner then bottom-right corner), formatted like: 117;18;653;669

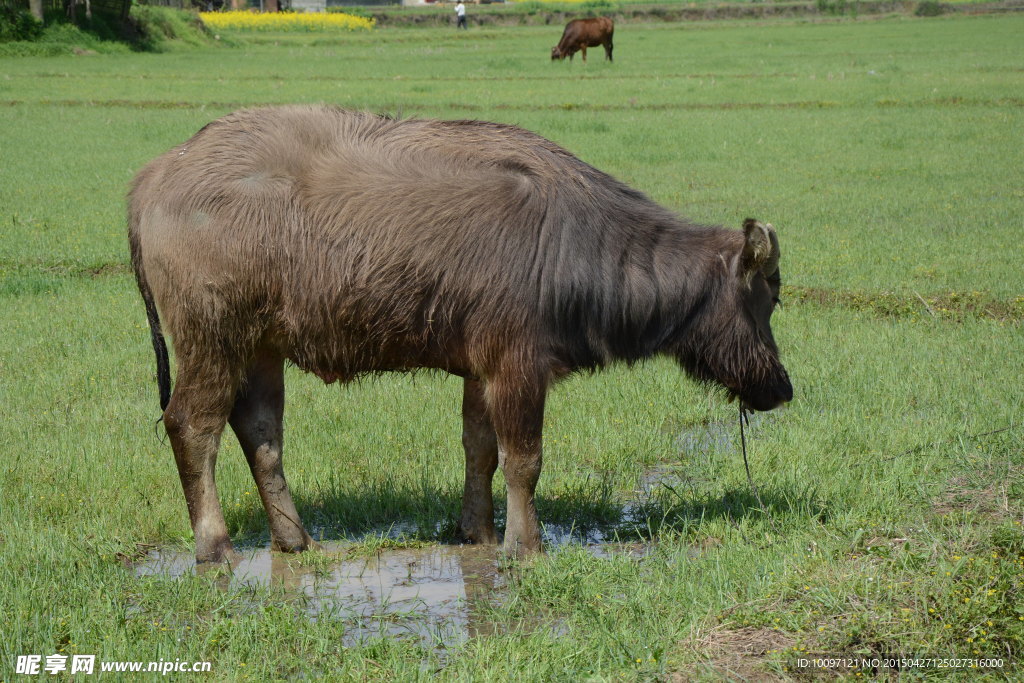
458;378;499;544
487;373;546;556
164;364;238;564
229;351;314;553
581;46;587;64
605;40;613;62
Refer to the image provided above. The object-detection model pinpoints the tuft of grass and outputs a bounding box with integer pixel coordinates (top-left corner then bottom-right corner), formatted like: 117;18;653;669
346;532;436;556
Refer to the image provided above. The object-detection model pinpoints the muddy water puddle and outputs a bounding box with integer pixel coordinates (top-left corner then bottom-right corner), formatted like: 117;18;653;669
134;417;769;647
134;533;641;648
136;543;515;647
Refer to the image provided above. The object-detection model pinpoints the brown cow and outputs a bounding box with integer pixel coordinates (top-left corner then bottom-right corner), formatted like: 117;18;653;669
551;17;614;63
129;106;791;563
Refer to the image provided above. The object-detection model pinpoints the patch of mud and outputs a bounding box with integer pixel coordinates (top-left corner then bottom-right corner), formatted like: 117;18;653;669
136;543;509;648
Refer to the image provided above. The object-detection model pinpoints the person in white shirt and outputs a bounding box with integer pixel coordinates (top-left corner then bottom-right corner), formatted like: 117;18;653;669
455;1;467;29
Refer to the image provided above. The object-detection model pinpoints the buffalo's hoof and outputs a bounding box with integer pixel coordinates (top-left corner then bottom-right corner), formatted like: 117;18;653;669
457;524;500;546
501;537;544;559
271;534;319;554
194;538;238;565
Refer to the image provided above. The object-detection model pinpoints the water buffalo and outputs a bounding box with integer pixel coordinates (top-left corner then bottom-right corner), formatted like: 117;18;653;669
551;17;614;63
129;105;791;563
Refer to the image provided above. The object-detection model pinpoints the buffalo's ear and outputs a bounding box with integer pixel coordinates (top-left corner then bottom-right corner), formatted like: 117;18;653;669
741;218;779;281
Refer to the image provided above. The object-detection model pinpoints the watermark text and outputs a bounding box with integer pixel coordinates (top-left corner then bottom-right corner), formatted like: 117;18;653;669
790;655;1004;672
15;655;212;675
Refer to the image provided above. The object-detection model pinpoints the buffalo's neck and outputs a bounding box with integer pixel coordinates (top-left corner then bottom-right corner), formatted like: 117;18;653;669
544;218;737;371
623;225;736;360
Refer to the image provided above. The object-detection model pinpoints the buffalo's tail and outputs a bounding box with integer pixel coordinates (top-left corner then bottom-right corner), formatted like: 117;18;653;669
142;280;172;412
128;213;171;412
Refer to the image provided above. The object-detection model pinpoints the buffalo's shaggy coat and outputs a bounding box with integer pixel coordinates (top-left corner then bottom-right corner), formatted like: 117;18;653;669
129;105;791;562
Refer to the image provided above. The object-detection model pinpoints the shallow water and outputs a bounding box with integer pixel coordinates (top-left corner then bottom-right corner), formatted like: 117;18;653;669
672;412;772;459
137;543;507;647
134;417;768;647
133;529;647;648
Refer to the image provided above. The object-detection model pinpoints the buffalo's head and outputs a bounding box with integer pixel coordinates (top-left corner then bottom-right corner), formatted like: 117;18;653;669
551;47;564;60
679;219;793;412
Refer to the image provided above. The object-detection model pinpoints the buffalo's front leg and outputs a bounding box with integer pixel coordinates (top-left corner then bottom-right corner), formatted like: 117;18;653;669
487;372;546;555
229;351;314;553
457;378;499;544
164;362;239;564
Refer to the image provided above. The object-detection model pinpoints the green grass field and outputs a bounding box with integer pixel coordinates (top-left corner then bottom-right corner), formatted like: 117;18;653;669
2;13;1022;679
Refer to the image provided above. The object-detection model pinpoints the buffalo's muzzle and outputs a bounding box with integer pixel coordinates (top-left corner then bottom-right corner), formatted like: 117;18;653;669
740;374;793;412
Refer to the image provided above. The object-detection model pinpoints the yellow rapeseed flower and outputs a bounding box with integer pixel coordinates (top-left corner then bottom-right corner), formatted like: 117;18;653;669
199;10;374;32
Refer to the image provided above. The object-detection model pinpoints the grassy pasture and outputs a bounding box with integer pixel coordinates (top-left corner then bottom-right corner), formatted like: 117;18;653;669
1;13;1022;679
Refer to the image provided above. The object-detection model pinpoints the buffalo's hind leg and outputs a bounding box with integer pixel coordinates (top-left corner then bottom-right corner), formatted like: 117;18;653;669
487;370;547;556
164;361;240;564
605;40;613;62
229;351;315;553
457;378;499;545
